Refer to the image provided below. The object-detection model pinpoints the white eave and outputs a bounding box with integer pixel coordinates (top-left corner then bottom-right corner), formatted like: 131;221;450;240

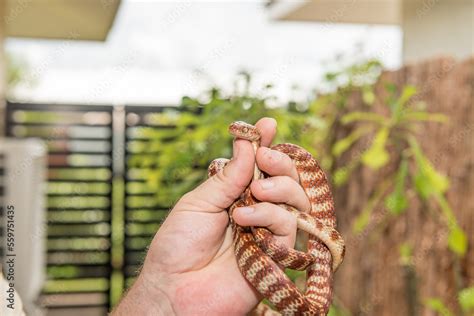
5;0;121;41
267;0;401;25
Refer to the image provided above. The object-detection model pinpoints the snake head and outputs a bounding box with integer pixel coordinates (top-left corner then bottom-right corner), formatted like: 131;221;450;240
229;121;261;142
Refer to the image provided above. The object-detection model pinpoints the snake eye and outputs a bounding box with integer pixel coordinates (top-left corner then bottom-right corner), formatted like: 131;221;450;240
242;127;248;134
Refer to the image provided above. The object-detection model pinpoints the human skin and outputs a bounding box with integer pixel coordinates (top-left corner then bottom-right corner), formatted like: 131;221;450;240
112;118;311;315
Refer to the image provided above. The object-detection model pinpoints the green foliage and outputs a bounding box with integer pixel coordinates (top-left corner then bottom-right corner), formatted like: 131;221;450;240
333;82;466;257
5;52;31;98
323;58;383;93
425;298;454;316
146;73;319;205
425;289;474;316
351;180;390;234
385;158;408;215
340;112;387;125
332;126;372;157
459;287;474;313
398;242;413;266
447;226;468;257
328;304;352;316
410;137;450;199
137;56;467;313
333;160;357;187
361;127;390;170
285;269;305;283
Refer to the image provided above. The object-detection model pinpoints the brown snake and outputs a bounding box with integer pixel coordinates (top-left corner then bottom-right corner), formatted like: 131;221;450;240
208;121;345;315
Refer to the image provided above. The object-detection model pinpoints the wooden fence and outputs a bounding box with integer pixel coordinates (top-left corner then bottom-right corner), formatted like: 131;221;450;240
332;57;473;316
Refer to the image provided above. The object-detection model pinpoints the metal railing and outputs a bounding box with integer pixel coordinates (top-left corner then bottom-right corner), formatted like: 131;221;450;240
4;102;178;314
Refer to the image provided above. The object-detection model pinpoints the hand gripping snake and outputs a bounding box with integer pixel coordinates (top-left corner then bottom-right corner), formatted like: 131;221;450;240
208;121;345;315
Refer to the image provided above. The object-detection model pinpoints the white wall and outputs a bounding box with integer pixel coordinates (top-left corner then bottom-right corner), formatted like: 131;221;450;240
0;0;5;134
0;139;47;316
402;0;474;62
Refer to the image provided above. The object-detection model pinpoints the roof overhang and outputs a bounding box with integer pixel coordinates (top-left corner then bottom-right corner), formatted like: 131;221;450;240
267;0;401;25
4;0;121;41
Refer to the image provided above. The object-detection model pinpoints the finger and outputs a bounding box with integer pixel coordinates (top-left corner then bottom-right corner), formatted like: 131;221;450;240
255;117;277;147
250;176;310;212
232;202;296;240
177;139;254;212
256;147;299;181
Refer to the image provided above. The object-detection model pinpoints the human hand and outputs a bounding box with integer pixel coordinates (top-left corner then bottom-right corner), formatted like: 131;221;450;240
112;118;312;315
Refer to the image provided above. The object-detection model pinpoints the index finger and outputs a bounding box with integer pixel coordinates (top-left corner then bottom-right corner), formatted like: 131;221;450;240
255;117;277;147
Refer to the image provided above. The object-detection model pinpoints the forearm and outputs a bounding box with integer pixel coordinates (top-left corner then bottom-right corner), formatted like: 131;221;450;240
111;271;175;316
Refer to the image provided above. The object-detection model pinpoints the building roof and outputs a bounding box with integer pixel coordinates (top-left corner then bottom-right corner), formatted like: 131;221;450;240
5;0;121;41
267;0;400;25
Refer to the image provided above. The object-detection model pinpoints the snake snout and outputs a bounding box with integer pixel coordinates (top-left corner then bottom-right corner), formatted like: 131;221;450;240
229;121;261;141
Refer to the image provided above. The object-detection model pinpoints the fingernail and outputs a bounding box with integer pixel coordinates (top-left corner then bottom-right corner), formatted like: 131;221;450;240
259;179;274;190
270;150;282;161
264;148;282;161
237;207;254;215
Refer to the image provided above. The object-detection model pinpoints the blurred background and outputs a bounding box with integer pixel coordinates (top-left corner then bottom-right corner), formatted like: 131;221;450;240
0;0;472;315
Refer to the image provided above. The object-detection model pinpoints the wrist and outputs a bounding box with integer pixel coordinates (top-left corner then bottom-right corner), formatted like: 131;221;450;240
111;268;175;316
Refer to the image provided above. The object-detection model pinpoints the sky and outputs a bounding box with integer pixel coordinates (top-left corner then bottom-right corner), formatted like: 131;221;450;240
6;0;402;106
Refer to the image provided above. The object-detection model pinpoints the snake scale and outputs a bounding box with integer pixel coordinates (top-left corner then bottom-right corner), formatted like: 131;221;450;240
208;121;345;315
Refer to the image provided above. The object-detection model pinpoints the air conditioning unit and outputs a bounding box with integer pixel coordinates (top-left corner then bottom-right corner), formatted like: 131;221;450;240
0;139;47;316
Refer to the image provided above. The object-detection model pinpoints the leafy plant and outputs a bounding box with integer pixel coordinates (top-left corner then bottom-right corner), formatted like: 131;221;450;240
424;298;454;316
425;287;474;316
330;83;466;257
459;287;474;313
137;55;468;315
143;72;319;205
309;57;383;171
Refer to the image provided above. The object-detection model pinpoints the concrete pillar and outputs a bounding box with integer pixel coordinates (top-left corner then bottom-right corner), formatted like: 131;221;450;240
402;0;474;63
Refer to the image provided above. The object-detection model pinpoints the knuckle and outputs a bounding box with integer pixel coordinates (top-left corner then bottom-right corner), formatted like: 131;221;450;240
212;171;242;201
260;202;274;210
216;168;242;191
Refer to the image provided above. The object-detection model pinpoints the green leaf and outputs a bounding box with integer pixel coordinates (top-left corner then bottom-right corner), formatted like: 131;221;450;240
328;304;351;316
423;160;449;194
327;307;337;316
459;287;474;312
432;185;468;257
385;159;408;214
398;85;417;107
341;111;387;125
285;269;305;283
390;85;417;121
332;126;372;157
385;82;397;95
448;226;468;257
361;145;389;169
424;298;454;316
333;160;360;187
352;180;390;234
403;111;449;123
414;172;431;200
362;86;375;105
361;127;390;170
352;208;371;234
385;192;408;215
334;168;350;186
409;137;449;198
332;137;354;158
434;193;458;230
399;242;412;266
325;71;340;82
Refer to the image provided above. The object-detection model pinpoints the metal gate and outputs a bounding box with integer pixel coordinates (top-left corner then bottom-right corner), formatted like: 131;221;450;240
4;102;176;314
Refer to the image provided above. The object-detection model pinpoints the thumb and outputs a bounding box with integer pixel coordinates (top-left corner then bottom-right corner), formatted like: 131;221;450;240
177;139;255;212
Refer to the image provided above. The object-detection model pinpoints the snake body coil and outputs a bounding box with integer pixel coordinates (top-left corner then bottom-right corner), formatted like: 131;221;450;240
208;121;345;315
